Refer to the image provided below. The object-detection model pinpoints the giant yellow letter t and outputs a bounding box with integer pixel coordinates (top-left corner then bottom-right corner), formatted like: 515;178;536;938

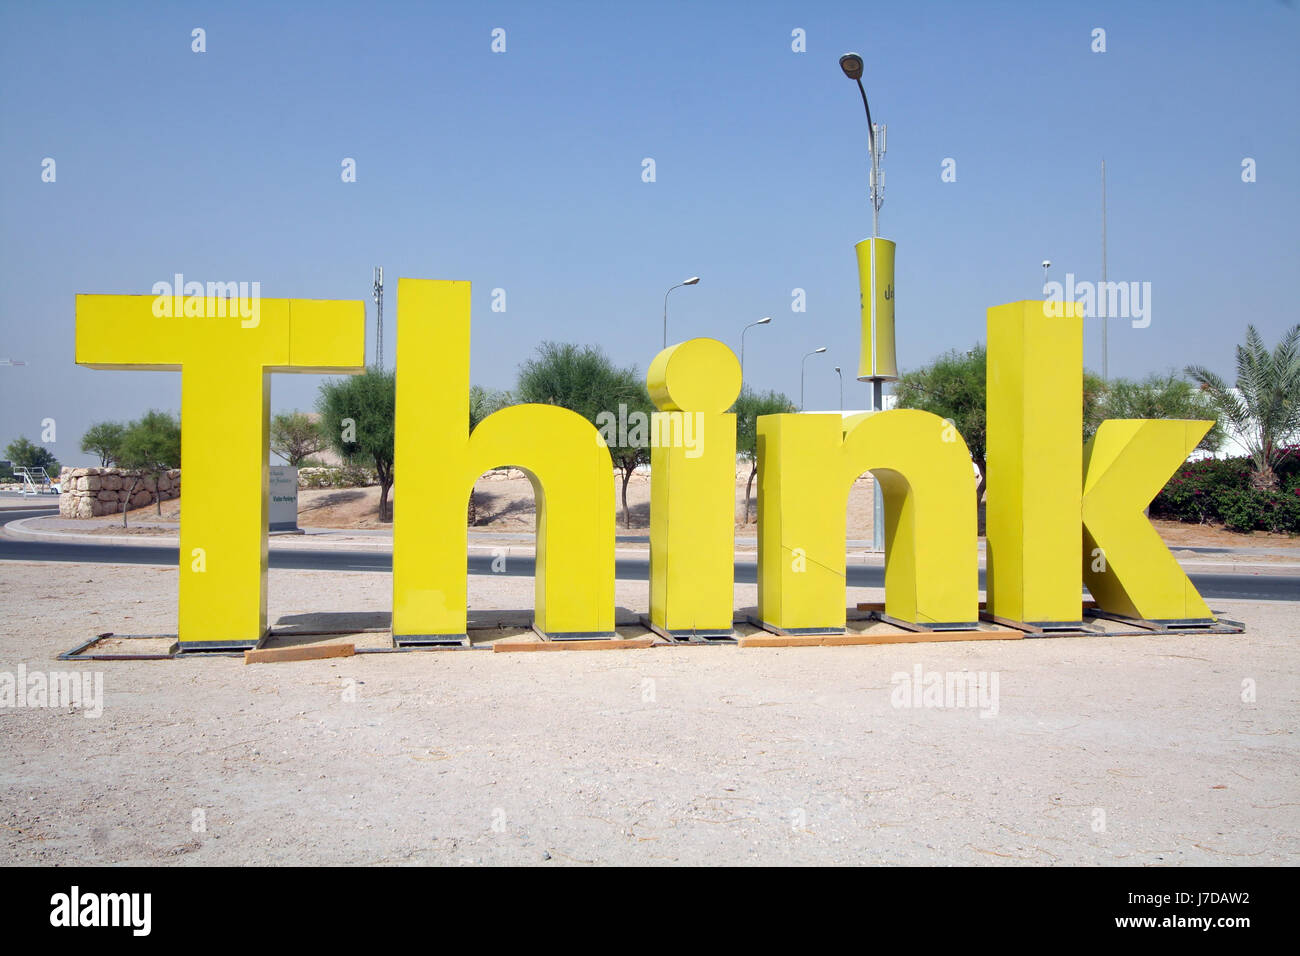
75;293;365;648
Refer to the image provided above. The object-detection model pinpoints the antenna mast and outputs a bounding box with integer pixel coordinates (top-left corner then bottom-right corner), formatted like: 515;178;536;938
373;266;384;368
1101;160;1108;381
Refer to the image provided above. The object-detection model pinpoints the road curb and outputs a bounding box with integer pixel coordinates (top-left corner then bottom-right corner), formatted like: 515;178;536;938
5;516;1299;575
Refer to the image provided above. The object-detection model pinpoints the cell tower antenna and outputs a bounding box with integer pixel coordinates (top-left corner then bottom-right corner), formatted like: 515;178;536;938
1101;159;1108;381
373;266;384;368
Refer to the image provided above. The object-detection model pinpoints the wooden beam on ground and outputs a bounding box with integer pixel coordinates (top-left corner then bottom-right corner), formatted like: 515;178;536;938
832;628;1022;645
741;628;1022;648
737;634;828;648
245;643;355;664
494;637;655;653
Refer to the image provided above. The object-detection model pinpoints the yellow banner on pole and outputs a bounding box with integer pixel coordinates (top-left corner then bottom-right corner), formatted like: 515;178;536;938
855;237;897;381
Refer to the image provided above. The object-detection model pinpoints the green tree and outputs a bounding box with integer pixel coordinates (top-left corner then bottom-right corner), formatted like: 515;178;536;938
517;342;628;419
467;386;513;525
80;421;127;467
116;410;181;526
270;411;327;467
893;346;989;499
516;342;647;528
318;368;396;521
4;436;59;475
602;371;655;530
733;387;796;524
1081;370;1108;444
895;346;1113;500
1186;324;1300;491
1089;373;1223;452
469;386;512;429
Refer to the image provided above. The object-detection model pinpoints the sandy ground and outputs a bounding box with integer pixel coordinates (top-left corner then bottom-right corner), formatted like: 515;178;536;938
0;559;1296;866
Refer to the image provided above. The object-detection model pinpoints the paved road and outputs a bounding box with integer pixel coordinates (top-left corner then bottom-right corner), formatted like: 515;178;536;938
2;507;1297;602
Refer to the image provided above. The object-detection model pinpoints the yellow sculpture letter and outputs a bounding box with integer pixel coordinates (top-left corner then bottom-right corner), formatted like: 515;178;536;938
1082;419;1216;622
75;293;365;648
756;409;978;632
985;299;1084;626
647;338;740;638
391;279;615;643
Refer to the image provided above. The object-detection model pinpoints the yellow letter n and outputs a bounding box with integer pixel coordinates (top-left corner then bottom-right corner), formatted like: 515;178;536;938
755;408;979;633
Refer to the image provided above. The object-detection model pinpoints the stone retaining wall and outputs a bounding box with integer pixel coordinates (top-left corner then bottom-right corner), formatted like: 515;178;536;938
58;467;181;518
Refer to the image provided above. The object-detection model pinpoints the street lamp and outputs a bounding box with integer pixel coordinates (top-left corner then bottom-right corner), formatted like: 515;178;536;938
800;347;827;410
834;365;843;411
739;316;771;384
840;52;883;239
662;276;700;349
842;51;891;552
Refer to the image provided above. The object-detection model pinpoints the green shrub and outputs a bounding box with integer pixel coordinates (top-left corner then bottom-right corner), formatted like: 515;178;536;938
1152;448;1300;534
298;465;377;489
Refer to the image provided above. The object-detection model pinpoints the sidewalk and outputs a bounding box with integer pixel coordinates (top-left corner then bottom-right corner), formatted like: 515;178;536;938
7;513;1300;573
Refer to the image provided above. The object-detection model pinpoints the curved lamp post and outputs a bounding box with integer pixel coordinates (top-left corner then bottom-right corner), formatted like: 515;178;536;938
842;51;889;551
800;347;827;410
839;53;883;239
740;316;771;385
663;276;700;349
834;365;844;411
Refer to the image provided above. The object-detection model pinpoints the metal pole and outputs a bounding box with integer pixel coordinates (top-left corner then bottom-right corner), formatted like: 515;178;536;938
373;266;384;369
740;319;768;385
847;64;886;552
870;124;881;239
662;288;671;350
1101;158;1108;381
872;379;884;552
800;349;824;410
852;77;882;239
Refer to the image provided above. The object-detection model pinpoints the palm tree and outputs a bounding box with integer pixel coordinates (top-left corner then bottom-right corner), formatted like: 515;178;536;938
1186;324;1300;491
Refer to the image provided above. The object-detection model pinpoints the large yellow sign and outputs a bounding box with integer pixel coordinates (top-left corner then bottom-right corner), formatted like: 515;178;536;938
74;286;1215;646
856;238;897;381
75;294;364;649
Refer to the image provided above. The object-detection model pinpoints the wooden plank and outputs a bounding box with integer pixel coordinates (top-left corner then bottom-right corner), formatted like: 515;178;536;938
980;612;1046;634
245;642;355;664
834;629;1021;645
741;628;1022;648
494;637;655;653
738;635;828;648
1084;610;1166;631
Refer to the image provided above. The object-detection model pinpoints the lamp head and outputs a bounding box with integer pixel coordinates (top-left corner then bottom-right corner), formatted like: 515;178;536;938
683;276;700;286
815;346;827;354
758;316;771;325
839;53;864;81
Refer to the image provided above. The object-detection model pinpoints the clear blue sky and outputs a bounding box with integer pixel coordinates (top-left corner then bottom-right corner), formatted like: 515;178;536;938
2;0;1297;462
